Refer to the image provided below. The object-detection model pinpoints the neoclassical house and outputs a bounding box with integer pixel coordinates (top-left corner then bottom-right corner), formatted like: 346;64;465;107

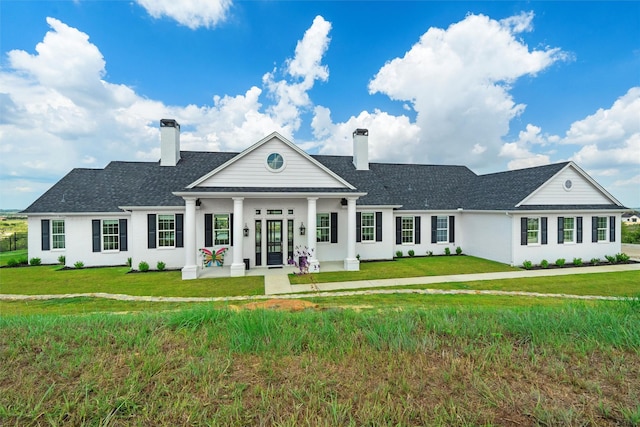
24;119;626;279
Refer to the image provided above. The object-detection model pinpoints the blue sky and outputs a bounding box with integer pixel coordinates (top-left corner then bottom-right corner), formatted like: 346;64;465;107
1;1;638;209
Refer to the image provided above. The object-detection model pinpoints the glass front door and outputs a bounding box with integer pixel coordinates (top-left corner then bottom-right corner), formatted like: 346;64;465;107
266;220;283;265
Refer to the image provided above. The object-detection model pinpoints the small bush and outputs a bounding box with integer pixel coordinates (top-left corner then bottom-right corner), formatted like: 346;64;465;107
29;257;41;266
615;252;630;263
127;257;132;268
555;258;566;267
74;261;84;269
522;260;533;270
408;249;415;257
455;246;462;255
356;254;360;261
540;259;549;269
138;261;150;272
605;255;616;264
572;257;583;267
444;247;451;256
590;257;600;265
6;259;18;267
157;261;166;271
395;250;403;258
17;257;28;266
57;255;66;265
426;251;433;257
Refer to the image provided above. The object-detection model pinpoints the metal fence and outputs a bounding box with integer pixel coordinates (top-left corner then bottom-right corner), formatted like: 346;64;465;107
0;232;28;252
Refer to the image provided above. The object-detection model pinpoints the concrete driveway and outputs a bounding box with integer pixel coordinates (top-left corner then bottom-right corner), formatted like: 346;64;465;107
622;243;640;260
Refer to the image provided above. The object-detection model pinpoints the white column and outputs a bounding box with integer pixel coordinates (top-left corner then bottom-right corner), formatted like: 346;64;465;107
181;197;198;280
230;197;245;277
344;197;360;271
306;197;320;273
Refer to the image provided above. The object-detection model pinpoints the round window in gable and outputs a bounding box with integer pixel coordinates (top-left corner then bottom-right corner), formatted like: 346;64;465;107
266;152;285;172
563;179;573;191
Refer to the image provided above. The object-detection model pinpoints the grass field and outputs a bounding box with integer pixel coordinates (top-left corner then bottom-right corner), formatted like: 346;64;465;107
0;249;27;267
1;302;639;426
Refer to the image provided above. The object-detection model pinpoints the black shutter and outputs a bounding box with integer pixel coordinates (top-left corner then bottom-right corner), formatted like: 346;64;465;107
356;212;362;242
41;219;50;251
592;216;598;242
204;214;213;247
449;216;455;243
330;212;338;244
119;219;127;252
92;219;101;252
557;217;564;244
541;217;548;245
609;216;615;242
230;213;234;246
432;216;438;244
520;217;528;246
175;214;184;248
415;216;421;244
147;214;156;249
396;217;402;245
577;217;583;243
375;212;383;242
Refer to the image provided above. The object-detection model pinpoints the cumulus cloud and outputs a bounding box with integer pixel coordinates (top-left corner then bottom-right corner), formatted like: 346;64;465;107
136;0;232;29
367;11;568;167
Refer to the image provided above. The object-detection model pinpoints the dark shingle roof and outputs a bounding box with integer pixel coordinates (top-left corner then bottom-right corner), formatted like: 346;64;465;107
23;151;624;214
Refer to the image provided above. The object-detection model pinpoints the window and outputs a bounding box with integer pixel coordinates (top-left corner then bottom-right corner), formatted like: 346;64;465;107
266;153;284;171
214;214;230;245
527;218;540;245
317;213;330;242
51;220;65;249
401;217;414;244
158;215;175;247
267;209;283;215
102;219;119;251
361;212;375;242
436;216;449;243
563;217;575;243
597;217;608;242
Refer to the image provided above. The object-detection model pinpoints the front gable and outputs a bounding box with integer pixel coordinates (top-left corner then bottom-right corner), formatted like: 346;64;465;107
517;162;622;207
189;133;354;189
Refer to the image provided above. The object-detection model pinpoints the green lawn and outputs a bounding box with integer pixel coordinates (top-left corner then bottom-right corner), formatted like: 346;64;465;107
290;255;519;284
0;249;27;267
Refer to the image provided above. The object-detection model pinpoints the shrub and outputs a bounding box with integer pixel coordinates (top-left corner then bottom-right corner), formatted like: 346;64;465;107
127;257;132;268
426;251;433;257
408;249;415;257
57;255;66;265
29;257;41;266
139;261;150;272
444;247;451;256
605;255;616;264
616;252;630;263
540;259;549;269
157;261;166;271
522;260;533;270
356;254;360;261
455;246;462;255
17;257;28;266
395;250;403;258
572;257;583;267
74;261;84;269
590;257;600;265
555;258;566;267
6;259;18;267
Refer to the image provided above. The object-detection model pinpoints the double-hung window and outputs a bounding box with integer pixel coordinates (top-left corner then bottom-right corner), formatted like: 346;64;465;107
527;218;540;245
361;212;375;242
51;219;65;249
317;213;330;243
436;216;449;243
597;217;608;242
563;217;575;243
401;217;414;244
214;214;230;245
158;215;175;247
102;219;119;251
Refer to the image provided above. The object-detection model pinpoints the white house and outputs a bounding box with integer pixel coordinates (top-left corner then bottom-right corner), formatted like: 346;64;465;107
24;119;627;279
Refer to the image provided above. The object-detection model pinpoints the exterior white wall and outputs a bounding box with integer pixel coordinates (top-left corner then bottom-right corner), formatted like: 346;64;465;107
461;212;513;264
199;137;347;188
525;167;611;205
391;213;462;258
511;213;622;266
129;210;185;270
355;208;395;260
314;199;348;262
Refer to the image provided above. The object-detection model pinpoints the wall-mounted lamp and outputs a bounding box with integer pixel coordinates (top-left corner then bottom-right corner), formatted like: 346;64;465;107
243;223;249;237
299;222;306;236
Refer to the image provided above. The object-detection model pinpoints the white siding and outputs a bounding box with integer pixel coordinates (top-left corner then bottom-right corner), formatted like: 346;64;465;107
391;214;460;258
459;213;512;264
129;210;185;270
355;208;395;261
524;167;612;205
198;137;347;188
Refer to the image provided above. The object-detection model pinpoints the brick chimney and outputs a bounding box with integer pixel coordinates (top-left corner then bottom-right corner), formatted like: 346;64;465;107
160;119;180;166
353;128;369;170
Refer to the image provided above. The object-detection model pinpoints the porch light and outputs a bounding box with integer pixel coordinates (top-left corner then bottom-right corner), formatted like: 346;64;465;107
299;222;306;236
243;223;249;237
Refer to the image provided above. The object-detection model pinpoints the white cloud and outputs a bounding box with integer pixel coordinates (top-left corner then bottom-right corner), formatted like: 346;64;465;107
368;11;568;167
136;0;232;29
